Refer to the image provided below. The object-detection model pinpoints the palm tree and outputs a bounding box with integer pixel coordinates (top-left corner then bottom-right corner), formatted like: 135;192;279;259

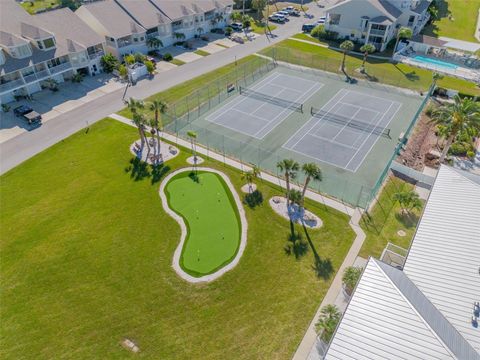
287;189;302;208
149;100;167;155
241;166;260;193
315;304;341;343
174;32;186;41
196;27;204;37
393;27;413;53
276;159;299;202
187;130;198;162
339;40;354;75
359;43;376;72
342;266;362;295
431;71;444;90
132;113;149;156
300;163;322;207
146;37;163;50
431;95;480;162
393;190;422;216
125;97;144;116
231;12;242;22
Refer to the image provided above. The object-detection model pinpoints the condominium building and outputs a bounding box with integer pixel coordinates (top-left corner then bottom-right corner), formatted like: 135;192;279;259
324;0;432;51
75;0;233;58
322;165;480;359
0;0;105;104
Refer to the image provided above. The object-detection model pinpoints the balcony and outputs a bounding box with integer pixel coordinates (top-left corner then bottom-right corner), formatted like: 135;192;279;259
88;50;104;60
23;69;51;84
369;29;386;36
0;78;25;93
49;62;72;75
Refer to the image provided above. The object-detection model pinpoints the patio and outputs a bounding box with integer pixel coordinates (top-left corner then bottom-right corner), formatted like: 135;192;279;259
394;35;480;84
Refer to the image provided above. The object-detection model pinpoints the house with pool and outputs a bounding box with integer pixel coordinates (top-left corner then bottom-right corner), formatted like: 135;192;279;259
393;34;480;84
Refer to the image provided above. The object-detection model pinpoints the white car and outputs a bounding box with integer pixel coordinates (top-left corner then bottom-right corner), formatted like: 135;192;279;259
317;16;326;24
277;10;290;17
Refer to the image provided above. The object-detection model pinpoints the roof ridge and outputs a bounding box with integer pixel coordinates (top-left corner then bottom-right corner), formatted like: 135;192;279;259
374;259;480;359
441;165;480;188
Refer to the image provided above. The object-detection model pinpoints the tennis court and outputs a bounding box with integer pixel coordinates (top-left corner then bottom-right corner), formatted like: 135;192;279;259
205;72;323;139
283;89;402;172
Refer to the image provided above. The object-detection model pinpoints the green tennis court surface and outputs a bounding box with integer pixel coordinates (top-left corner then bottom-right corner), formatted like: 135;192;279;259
165;171;241;276
165;64;427;208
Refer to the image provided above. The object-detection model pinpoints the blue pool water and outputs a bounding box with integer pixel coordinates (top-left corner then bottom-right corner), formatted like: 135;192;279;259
413;55;458;69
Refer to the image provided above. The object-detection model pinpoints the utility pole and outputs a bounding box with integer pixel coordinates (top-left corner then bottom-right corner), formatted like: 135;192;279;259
242;0;245;14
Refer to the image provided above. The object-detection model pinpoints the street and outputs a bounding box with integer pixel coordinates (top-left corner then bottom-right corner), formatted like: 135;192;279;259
0;2;331;174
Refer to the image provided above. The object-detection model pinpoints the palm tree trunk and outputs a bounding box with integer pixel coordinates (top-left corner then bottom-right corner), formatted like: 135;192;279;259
394;36;400;53
301;177;311;208
285;173;290;202
362;53;367;69
156;129;161;156
439;135;455;163
341;52;346;72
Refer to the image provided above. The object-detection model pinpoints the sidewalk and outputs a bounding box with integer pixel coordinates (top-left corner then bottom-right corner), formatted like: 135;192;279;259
110;112;367;360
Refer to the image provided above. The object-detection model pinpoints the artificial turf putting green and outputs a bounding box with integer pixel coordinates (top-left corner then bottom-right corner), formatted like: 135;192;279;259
165;171;241;276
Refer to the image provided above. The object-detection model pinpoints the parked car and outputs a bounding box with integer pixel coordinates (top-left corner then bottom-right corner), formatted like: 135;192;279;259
302;24;316;33
13;105;42;124
230;22;243;31
145;56;157;65
277;10;290;18
269;14;286;23
317;16;326;24
289;9;301;16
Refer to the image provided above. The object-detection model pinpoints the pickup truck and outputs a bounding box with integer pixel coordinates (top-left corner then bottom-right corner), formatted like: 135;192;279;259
13;105;42;125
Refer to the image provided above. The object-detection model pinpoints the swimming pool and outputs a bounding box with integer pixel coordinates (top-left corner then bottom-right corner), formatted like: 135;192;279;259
413;55;458;69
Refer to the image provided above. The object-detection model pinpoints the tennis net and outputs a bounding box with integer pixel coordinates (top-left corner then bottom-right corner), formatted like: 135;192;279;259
310;107;391;138
239;87;304;113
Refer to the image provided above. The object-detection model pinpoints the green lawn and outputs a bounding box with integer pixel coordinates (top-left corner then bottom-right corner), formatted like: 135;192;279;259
0;118;355;359
359;177;423;259
250;21;277;35
20;0;60;14
165;171;241;276
261;39;480;96
117;55;268;120
194;49;210;56
423;0;480;42
171;58;186;66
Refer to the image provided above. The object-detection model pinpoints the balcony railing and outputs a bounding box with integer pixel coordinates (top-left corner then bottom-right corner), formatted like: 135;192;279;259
35;69;51;80
88;50;104;60
0;78;25;92
369;29;386;36
49;62;72;75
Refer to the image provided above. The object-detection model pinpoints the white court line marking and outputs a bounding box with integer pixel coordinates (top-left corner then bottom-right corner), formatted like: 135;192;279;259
283;143;357;172
249;83;303;118
285;89;350;150
340;89;402;112
350;110;381;148
344;102;394;171
269;73;321;92
307;132;359;150
234;108;270;123
331;107;363;142
209;109;272;139
253;81;324;139
205;72;282;123
348;101;402;172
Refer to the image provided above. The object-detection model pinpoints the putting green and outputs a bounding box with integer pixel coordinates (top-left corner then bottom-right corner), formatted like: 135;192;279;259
165;170;241;276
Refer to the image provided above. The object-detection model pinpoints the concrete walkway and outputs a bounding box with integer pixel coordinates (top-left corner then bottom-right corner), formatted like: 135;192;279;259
110;112;367;359
476;8;480;42
109;113;355;216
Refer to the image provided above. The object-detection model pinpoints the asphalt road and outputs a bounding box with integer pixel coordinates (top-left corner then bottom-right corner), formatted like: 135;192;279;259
0;2;329;174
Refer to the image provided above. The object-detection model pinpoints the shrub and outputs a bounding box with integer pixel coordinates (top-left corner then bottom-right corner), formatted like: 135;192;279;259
144;60;155;75
71;72;84;83
124;54;135;65
449;141;474;156
117;64;128;80
342;266;362;295
310;25;326;39
467;150;476;159
2;104;11;112
225;26;233;36
162;53;173;61
425;104;436;117
134;52;146;63
100;53;119;73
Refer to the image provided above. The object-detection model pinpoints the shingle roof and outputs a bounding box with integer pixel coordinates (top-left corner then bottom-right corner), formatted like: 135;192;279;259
411;0;431;14
326;0;401;21
114;0;169;29
369;15;393;25
411;34;447;47
78;0;146;38
403;165;480;354
0;31;28;47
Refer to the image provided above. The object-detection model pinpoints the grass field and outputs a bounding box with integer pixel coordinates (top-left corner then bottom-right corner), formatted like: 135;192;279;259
171;58;186;66
359;177;423;258
117;55;268;120
20;0;60;14
423;0;480;42
194;49;210;57
165;171;241;276
261;39;480;96
0;118;355;359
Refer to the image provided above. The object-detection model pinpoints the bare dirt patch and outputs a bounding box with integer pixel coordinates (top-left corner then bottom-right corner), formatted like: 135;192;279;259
397;101;442;170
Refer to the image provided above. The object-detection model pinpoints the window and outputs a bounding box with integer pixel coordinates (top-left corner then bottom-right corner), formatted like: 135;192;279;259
329;14;341;25
10;44;31;58
140;37;144;41
37;40;44;49
146;27;158;35
43;38;55;49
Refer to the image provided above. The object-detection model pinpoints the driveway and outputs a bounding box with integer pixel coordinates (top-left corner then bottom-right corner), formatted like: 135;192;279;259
0;1;330;174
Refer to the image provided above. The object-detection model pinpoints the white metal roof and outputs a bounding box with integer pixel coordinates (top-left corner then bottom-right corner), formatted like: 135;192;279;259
325;259;457;359
403;165;480;354
439;37;480;53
